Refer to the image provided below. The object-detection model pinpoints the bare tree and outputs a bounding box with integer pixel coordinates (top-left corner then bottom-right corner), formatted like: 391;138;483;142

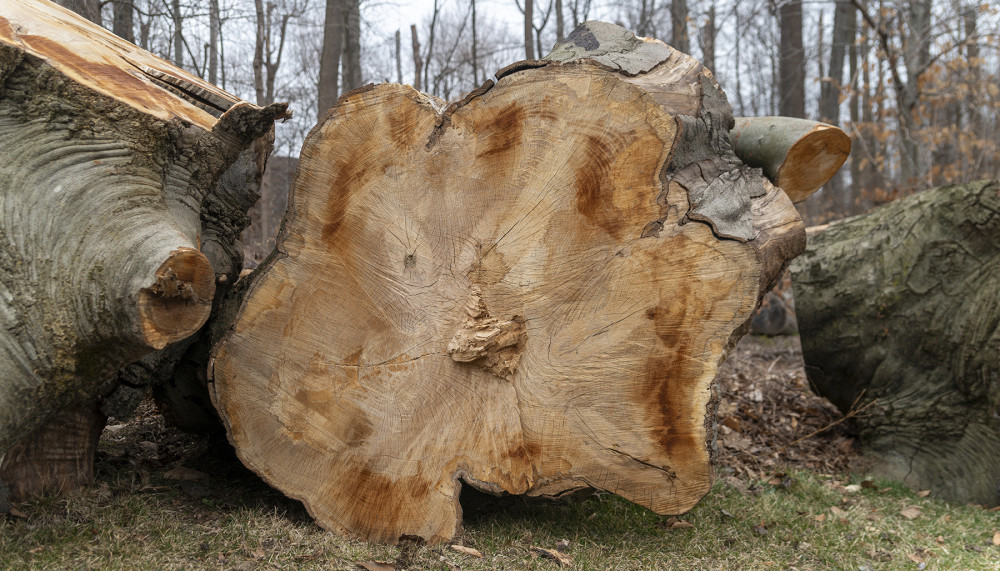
411;24;423;91
342;0;362;91
523;0;535;59
54;0;102;24
778;0;805;117
254;0;305;106
113;0;136;43
208;0;220;85
671;0;688;52
319;0;344;118
699;4;715;72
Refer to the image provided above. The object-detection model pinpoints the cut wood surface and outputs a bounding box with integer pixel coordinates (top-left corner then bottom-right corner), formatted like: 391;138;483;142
0;0;287;500
210;21;805;543
792;180;1000;506
730;116;851;203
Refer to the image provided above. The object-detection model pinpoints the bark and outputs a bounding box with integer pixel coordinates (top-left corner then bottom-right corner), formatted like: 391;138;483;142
471;0;478;85
172;0;183;68
524;0;535;59
318;0;343;119
112;0;135;44
671;0;688;53
395;29;403;84
730;116;851;203
699;4;715;73
791;180;1000;507
342;0;362;91
410;25;422;92
54;0;101;24
210;21;806;544
208;0;219;86
0;0;288;500
778;0;805;118
555;0;564;42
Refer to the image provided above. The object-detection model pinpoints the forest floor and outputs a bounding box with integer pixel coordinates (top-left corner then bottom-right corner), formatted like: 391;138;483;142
2;336;999;570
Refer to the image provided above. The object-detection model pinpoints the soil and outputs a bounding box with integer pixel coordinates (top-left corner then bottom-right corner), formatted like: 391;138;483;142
94;334;857;517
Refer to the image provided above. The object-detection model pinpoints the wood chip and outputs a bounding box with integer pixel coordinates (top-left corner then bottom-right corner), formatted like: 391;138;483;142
900;506;922;520
358;561;395;571
916;490;931;498
450;545;483;558
7;506;27;519
830;506;848;518
992;531;1000;546
531;546;572;567
814;513;827;522
670;520;695;530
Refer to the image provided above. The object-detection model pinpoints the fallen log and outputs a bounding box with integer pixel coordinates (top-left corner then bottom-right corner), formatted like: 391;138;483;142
210;21;806;543
791;180;1000;506
0;0;287;500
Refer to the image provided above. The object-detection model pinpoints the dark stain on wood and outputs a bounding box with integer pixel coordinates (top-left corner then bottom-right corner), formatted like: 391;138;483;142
388;101;420;148
338;467;433;542
477;103;524;160
568;25;600;50
575;134;624;239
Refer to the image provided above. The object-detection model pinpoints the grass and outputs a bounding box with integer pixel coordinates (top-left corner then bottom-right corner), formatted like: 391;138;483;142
2;468;999;570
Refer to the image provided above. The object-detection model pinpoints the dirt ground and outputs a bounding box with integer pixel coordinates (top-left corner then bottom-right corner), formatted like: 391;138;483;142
94;334;856;512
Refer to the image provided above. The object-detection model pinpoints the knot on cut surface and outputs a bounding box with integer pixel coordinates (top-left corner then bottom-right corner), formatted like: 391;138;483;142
447;288;527;381
149;267;198;303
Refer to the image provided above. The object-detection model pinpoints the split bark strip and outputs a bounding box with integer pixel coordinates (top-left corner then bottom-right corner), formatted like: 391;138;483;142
210;21;805;543
0;0;287;500
730;116;851;203
792;181;1000;506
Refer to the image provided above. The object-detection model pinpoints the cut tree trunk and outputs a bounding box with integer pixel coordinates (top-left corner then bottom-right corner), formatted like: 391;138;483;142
210;21;806;543
791;180;1000;506
730;116;851;203
0;0;287;501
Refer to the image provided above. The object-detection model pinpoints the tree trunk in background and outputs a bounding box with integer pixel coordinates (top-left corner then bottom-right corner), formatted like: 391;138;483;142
172;0;183;68
395;29;403;84
700;4;715;73
898;0;931;187
112;0;135;43
471;0;479;84
318;0;343;119
671;0;688;53
792;181;1000;508
778;0;805;118
819;0;856;217
54;0;101;24
0;0;287;501
555;0;564;41
210;21;806;544
342;0;362;91
424;0;439;92
208;0;220;85
410;24;422;91
524;0;535;59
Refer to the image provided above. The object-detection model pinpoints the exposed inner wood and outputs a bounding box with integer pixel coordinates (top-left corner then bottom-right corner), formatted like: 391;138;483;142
730;116;851;203
0;0;240;128
211;31;805;541
139;248;216;350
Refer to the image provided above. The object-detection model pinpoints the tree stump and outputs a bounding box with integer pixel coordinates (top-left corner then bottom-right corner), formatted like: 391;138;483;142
792;181;1000;506
0;0;287;500
210;21;807;543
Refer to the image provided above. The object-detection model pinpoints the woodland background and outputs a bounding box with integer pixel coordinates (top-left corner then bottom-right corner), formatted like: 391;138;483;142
53;0;1000;249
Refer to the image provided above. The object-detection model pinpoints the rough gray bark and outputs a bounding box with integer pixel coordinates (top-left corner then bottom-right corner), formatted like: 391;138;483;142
792;181;1000;506
318;0;343;118
112;0;135;44
0;0;287;501
778;0;805;118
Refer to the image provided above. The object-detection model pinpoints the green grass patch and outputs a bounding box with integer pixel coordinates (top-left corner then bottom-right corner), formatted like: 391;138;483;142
2;471;999;570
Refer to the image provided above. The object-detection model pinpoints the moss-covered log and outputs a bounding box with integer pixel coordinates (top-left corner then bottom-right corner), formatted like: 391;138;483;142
791;181;1000;506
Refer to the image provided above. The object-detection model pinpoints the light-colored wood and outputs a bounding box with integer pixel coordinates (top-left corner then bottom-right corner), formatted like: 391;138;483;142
0;0;287;498
211;21;805;544
730;116;851;203
0;0;239;128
